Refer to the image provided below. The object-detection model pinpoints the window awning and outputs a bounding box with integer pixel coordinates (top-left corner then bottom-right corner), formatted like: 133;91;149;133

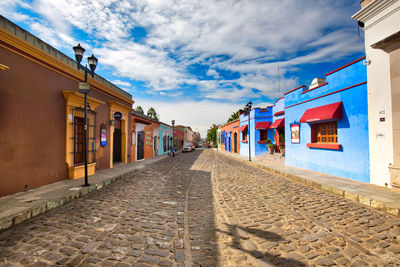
274;111;285;116
255;121;271;129
270;118;285;129
299;102;342;123
239;125;248;132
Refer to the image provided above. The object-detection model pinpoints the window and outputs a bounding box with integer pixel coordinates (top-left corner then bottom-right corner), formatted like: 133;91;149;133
221;133;225;144
260;130;268;141
242;131;247;141
312;122;337;143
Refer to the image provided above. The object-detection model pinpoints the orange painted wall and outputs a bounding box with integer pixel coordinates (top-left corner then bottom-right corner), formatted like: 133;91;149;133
131;114;159;162
219;119;240;154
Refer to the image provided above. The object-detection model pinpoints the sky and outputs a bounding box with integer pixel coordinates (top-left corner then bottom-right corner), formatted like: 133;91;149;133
1;0;365;137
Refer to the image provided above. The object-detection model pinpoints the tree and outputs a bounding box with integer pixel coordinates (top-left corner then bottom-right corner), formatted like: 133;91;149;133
206;124;218;145
135;105;144;114
147;107;159;121
227;111;239;122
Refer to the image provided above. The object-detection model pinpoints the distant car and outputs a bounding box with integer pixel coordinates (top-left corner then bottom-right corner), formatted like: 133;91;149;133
182;144;193;152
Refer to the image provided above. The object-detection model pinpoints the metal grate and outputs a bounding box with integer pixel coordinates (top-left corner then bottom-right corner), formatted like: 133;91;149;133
69;107;97;166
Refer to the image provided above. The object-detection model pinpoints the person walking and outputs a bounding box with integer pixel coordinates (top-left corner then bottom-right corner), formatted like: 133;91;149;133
172;145;176;157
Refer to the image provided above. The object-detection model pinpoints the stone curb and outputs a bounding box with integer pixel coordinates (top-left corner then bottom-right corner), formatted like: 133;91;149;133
0;168;139;233
219;152;400;217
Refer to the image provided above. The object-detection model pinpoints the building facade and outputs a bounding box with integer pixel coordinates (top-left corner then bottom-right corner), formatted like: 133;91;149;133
131;111;159;161
0;16;133;196
239;107;274;158
159;123;173;155
174;128;184;150
353;0;400;187
285;57;369;183
219;119;240;154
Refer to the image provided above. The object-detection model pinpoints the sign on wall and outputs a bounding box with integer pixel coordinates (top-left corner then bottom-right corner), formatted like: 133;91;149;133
114;112;122;120
291;124;300;144
100;124;107;147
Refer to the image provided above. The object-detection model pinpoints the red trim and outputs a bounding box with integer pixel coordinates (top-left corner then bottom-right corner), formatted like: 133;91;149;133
284;85;307;95
301;82;328;94
241;140;248;143
285;82;367;109
257;140;268;144
274;97;284;103
325;56;366;76
274;111;285;116
307;143;342;150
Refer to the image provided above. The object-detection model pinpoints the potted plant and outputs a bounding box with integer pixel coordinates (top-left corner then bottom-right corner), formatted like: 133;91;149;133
279;144;285;156
267;143;275;154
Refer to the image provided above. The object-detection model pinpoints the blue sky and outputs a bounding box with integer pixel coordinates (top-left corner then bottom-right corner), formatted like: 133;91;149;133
1;0;365;136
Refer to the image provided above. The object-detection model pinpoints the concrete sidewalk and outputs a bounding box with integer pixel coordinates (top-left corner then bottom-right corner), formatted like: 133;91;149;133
216;149;400;217
0;154;170;232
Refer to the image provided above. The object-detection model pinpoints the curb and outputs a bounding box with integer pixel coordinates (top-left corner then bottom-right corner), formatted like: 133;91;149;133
218;152;400;217
0;168;139;233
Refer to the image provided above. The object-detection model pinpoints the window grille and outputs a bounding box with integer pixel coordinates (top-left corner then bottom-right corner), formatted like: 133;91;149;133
70;107;97;166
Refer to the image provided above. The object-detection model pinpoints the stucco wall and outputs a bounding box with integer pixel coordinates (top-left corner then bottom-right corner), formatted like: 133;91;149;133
285;59;370;183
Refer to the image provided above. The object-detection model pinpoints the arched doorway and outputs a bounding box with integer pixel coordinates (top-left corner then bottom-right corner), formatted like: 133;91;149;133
234;132;238;153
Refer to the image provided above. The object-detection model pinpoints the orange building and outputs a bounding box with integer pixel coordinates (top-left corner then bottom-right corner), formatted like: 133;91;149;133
219;119;240;154
131;111;160;161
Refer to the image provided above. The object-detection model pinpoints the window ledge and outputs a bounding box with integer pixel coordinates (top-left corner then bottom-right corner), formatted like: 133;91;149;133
257;140;268;144
307;143;342;150
241;141;248;143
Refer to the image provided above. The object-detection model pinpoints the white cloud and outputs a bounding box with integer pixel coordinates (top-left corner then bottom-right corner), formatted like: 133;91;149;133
4;0;363;100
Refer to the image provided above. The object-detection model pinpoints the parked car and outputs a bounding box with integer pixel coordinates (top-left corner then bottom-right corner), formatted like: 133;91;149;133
182;143;193;152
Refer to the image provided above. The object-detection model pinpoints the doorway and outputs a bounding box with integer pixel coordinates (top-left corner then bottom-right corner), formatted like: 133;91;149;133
113;129;121;162
137;130;145;160
154;136;158;156
234;132;238;153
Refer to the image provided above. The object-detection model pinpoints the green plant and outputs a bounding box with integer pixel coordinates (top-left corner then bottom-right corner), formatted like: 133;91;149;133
266;139;272;144
267;143;275;148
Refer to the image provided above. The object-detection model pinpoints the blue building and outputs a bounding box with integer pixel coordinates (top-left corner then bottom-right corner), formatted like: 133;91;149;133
239;107;274;158
284;57;369;183
158;123;173;155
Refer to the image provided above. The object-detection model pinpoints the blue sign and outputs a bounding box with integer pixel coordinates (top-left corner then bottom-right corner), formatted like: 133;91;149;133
114;112;122;120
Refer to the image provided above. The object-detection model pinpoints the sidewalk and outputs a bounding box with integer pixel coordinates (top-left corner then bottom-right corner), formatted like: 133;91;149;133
215;149;400;217
0;154;169;232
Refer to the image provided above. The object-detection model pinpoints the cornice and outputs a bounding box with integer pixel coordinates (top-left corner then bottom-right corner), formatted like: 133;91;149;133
0;63;9;70
0;27;134;106
352;0;398;23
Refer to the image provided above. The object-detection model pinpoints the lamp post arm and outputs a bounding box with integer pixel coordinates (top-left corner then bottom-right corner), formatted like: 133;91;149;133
77;63;93;82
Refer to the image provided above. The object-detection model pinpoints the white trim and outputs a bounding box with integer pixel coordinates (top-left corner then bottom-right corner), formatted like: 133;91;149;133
352;0;398;22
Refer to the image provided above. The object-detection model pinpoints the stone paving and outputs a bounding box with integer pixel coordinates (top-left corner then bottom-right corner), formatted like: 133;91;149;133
0;149;400;266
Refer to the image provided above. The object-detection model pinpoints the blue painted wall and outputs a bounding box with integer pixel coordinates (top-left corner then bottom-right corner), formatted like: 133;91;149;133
239;107;274;158
158;124;173;155
285;58;370;183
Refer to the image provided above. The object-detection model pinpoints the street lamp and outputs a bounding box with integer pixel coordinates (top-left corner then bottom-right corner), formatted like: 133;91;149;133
171;120;175;150
73;43;98;187
245;101;252;161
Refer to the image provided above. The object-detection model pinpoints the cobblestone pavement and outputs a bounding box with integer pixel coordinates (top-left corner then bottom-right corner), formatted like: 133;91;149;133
1;150;400;266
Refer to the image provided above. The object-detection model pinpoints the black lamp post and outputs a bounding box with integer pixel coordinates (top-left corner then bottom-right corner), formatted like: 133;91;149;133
245;101;253;161
171;120;175;150
73;43;98;187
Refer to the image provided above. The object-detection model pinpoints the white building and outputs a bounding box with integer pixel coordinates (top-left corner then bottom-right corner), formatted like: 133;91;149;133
353;0;400;187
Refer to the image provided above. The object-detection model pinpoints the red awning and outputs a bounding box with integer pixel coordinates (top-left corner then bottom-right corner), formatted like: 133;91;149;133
239;125;248;132
255;121;270;129
300;102;342;123
270;118;285;128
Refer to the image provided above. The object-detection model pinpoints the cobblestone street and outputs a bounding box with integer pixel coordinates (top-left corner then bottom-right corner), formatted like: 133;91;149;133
1;149;400;266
